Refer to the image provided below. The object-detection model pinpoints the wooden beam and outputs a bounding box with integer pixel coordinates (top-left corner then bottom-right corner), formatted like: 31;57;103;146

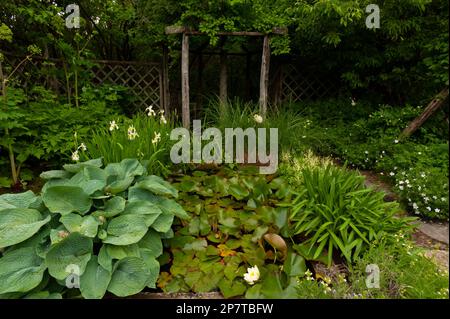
181;33;190;128
259;35;270;117
400;88;449;139
219;51;228;104
165;26;288;36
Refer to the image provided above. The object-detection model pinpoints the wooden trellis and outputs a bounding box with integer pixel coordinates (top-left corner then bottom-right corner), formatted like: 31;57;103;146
278;64;339;102
91;60;161;108
0;51;162;109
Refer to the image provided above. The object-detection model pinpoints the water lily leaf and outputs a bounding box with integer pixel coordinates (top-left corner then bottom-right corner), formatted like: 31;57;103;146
107;257;150;297
252;226;269;243
283;251;306;277
183;238;207;251
0;247;46;294
45;232;93;280
42;186;92;215
80;256;111;299
218;278;246;298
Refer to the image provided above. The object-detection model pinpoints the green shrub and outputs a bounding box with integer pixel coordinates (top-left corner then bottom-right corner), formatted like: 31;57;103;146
289;165;415;266
0;158;187;299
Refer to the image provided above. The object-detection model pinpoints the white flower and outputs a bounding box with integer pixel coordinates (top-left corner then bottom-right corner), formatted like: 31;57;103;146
351;97;356;106
380;172;384;175
405;179;410;184
435;208;440;213
441;197;447;202
78;143;87;151
399;186;404;190
71;150;80;162
394;139;399;144
432;195;437;200
145;105;156;117
418;186;422;191
364;151;369;154
109;120;119;131
412;203;418;209
424;197;429;202
160;114;167;124
152;132;161;144
243;265;260;285
418;152;422;155
420;172;426;178
382;151;385;154
426;206;431;211
389;172;395;176
399;181;404;185
127;125;139;140
253;114;263;124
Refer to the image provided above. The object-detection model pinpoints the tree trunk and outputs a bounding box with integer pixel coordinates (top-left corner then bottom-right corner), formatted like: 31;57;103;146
400;88;449;138
181;33;190;129
259;35;270;118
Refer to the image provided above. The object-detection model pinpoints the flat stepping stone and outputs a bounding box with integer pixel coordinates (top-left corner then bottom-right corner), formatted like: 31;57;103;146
423;249;449;272
417;221;449;245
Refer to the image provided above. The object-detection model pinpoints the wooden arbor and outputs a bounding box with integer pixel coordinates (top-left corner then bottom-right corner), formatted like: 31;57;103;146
165;26;287;128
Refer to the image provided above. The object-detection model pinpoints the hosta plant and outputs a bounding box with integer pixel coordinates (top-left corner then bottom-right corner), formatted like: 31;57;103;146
288;165;416;266
0;158;188;299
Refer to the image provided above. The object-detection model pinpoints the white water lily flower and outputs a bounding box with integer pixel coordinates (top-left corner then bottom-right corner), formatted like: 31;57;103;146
253;114;263;124
243;265;260;285
71;150;80;162
109;120;119;131
127;125;139;140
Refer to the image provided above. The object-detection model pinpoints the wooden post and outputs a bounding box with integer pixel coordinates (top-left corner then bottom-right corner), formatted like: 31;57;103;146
196;52;204;114
181;33;190;128
400;87;449;139
162;45;170;114
259;35;270;117
219;50;228;104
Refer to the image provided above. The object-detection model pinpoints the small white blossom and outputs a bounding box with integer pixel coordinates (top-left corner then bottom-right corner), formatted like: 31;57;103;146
435;208;441;213
389;172;395;176
399;186;404;190
253;114;263;124
152;132;161;144
71;150;80;162
426;206;431;211
109;120;119;131
351;97;356;106
394;139;399;144
78;143;87;151
127;125;139;140
412;203;418;209
243;266;260;285
145;105;157;117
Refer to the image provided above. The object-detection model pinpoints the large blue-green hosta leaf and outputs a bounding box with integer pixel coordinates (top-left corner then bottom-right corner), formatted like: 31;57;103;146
102;214;149;245
0;191;42;210
63;158;103;173
80;256;112;299
134;175;178;198
107;257;150;297
0;247;46;294
0;208;51;248
45;232;93;280
137;229;163;258
59;214;100;238
42;186;92;215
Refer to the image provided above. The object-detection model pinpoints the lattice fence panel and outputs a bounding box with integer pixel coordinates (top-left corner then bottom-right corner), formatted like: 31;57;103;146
91;61;161;109
1;52;161;110
281;64;338;102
